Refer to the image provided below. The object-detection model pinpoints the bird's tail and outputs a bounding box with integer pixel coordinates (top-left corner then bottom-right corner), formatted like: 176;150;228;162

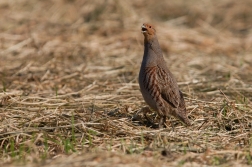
177;90;191;126
175;112;191;126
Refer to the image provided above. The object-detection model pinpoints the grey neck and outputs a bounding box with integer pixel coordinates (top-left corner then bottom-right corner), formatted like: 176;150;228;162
142;36;164;67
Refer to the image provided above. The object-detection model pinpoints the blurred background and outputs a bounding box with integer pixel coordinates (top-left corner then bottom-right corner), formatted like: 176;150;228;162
1;1;252;166
0;0;252;98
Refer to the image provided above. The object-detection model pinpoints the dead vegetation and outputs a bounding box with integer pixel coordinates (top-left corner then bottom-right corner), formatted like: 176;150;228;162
0;0;252;166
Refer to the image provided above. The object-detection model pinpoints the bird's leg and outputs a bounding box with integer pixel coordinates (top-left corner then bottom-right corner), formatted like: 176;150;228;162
134;107;155;126
158;116;166;129
163;116;167;128
142;107;154;125
170;117;175;131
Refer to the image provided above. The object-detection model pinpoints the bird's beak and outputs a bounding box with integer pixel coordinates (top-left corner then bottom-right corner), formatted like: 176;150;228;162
141;25;147;33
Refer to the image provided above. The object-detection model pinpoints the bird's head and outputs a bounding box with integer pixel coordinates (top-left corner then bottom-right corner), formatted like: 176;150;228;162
141;23;156;43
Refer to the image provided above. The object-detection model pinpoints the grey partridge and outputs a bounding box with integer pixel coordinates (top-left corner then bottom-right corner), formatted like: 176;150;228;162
139;23;191;128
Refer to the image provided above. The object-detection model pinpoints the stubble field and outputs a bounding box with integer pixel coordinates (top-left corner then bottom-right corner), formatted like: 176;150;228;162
0;0;252;166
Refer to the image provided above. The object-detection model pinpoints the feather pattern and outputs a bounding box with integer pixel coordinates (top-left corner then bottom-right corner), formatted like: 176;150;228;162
139;23;191;127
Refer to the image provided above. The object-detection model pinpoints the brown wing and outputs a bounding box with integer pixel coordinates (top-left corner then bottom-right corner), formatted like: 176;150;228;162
148;43;181;109
178;90;186;112
157;66;180;109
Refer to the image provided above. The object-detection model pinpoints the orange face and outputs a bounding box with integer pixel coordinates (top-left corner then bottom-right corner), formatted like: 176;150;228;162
141;23;155;34
141;23;156;42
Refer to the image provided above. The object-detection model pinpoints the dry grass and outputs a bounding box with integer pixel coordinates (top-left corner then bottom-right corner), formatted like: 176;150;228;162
0;0;252;166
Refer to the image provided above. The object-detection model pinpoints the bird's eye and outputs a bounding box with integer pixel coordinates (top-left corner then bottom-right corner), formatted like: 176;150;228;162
149;26;152;28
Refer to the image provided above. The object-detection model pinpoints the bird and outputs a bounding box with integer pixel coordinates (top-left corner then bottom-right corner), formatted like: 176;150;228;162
138;23;191;128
